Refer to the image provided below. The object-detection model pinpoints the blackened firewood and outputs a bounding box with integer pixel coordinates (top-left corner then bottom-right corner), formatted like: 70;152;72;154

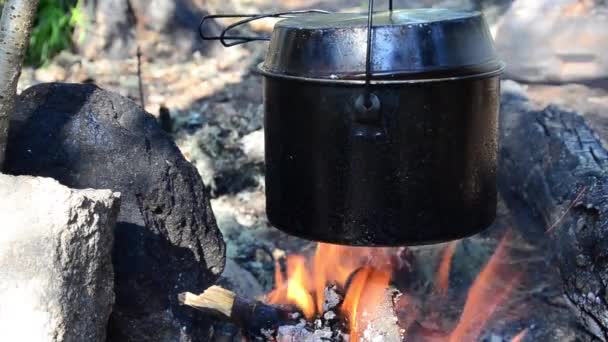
499;83;608;341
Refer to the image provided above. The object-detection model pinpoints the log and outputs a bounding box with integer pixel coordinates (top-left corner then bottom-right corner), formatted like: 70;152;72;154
498;81;608;340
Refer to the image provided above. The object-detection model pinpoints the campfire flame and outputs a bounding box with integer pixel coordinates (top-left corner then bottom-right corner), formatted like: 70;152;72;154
341;266;392;342
436;241;458;296
511;329;528;342
267;232;522;341
267;256;316;319
448;232;522;341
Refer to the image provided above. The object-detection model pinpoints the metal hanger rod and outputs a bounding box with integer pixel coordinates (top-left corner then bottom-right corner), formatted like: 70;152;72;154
364;0;375;107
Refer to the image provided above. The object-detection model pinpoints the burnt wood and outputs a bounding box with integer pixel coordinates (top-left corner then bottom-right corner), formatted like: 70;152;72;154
498;85;608;341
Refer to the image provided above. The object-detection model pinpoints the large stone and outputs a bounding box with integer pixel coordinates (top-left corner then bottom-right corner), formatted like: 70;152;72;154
495;0;608;83
0;174;119;342
4;83;226;341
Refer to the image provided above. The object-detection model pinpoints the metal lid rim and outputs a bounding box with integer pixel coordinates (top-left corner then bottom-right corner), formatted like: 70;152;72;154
255;61;506;84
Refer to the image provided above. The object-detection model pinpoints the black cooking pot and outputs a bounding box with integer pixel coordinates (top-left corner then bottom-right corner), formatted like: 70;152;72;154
202;9;504;246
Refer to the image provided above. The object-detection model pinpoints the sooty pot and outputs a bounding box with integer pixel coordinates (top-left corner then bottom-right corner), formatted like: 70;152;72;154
205;8;504;246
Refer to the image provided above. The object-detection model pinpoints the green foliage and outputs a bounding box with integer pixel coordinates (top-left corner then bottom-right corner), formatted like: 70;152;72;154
26;0;86;66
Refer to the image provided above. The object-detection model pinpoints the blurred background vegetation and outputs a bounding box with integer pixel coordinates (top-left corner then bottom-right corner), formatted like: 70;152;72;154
0;0;85;66
27;0;85;66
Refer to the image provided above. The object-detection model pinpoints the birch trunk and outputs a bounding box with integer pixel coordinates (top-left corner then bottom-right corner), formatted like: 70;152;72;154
0;0;39;169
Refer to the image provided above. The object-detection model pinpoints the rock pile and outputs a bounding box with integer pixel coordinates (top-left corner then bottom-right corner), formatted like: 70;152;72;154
4;83;226;341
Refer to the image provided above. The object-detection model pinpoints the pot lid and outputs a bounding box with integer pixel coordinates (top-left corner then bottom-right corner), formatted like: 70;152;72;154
259;9;503;82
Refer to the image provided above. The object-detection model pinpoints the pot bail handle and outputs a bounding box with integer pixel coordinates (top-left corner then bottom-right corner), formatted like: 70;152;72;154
363;0;376;108
199;10;330;47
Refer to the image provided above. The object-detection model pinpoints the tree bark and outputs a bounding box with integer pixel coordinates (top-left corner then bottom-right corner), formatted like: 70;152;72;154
0;0;39;169
498;82;608;341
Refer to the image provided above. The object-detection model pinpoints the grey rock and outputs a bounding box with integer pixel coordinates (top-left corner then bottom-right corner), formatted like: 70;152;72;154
4;83;226;342
0;174;120;342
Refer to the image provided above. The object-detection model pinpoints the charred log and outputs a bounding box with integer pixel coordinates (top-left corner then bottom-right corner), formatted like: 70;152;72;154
498;82;608;340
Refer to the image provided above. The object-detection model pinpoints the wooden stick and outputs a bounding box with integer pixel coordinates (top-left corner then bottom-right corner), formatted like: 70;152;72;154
136;46;145;109
179;286;235;318
179;286;294;337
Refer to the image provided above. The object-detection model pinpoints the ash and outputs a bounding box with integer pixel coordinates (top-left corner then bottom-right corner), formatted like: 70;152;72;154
272;285;350;342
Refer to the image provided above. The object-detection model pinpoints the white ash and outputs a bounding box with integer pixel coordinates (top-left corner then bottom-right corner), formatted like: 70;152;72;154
311;328;335;341
270;285;349;342
324;311;337;320
276;324;347;342
324;285;343;312
353;288;403;342
277;321;312;341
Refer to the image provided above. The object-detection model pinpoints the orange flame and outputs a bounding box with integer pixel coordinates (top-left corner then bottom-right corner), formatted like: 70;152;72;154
341;267;392;342
269;244;396;325
266;232;523;341
511;329;528;342
448;232;522;342
313;244;359;313
267;256;315;319
313;244;395;313
436;241;458;296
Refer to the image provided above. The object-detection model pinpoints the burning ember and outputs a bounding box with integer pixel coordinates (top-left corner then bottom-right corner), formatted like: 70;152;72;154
265;232;525;342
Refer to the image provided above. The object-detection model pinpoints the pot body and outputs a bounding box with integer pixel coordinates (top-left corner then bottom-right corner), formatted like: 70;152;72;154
263;75;500;246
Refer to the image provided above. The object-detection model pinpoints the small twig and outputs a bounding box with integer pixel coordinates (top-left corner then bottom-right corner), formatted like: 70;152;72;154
136;46;145;109
546;186;587;233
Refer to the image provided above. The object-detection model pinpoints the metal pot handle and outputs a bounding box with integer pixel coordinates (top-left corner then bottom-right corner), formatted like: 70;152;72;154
198;10;330;47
